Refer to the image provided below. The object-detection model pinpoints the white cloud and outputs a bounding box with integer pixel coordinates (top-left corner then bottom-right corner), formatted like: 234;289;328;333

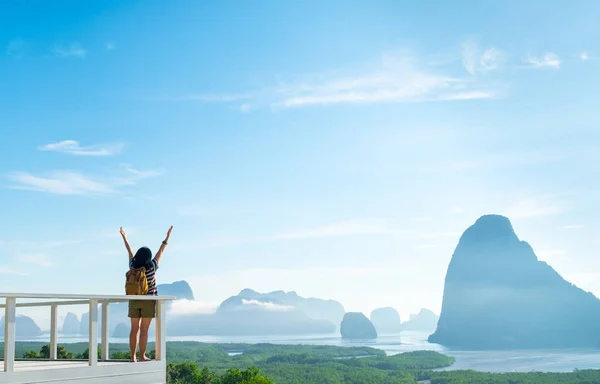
171;218;408;250
239;103;252;112
274;219;406;240
561;224;584;229
241;299;294;312
106;42;116;51
0;267;28;276
8;171;116;195
38;140;123;156
535;249;567;263
0;239;79;251
504;195;568;220
163;49;499;111
49;43;87;58
461;40;504;75
16;254;53;268
114;165;165;185
157;93;253;102
7;166;163;196
168;299;219;316
421;231;461;240
522;52;561;69
271;57;496;109
428;149;564;172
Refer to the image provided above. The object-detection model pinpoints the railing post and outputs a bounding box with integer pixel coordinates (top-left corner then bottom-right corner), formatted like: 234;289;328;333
50;303;58;360
88;299;98;366
101;299;109;361
3;297;16;372
155;299;166;361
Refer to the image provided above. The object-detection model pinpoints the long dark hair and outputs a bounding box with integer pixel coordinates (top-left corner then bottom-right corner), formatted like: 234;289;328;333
132;246;153;269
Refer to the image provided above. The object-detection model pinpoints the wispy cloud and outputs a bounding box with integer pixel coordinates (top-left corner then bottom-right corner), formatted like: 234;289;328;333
561;224;584;229
38;140;123;156
156;93;253;102
241;299;294;312
49;43;87;58
16;254;53;268
8;171;116;195
522;52;561;69
169;299;219;316
426;149;566;172
536;249;567;263
6;38;26;58
106;42;116;51
580;51;598;61
271;55;497;110
0;239;79;251
160;49;500;111
274;219;406;240
461;39;504;75
170;218;407;250
504;195;568;220
7;166;164;196
421;231;461;240
0;266;28;276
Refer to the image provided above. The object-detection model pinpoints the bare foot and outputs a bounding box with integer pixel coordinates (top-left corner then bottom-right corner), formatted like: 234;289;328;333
130;358;137;363
141;355;151;361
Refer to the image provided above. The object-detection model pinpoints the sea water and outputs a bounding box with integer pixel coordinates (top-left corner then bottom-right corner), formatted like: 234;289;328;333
9;331;600;372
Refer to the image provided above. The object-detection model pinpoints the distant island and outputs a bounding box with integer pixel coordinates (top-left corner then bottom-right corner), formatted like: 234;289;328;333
340;312;377;339
0;315;42;338
370;307;401;334
69;284;345;337
168;288;343;336
401;309;438;332
429;214;600;349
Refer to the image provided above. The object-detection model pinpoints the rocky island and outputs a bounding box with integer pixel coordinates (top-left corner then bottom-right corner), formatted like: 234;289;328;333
340;312;378;339
429;214;600;349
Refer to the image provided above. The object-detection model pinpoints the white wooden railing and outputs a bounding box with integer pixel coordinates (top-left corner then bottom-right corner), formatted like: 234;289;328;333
0;293;175;373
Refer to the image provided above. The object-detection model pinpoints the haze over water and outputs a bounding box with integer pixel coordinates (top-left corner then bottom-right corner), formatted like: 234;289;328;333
12;331;600;373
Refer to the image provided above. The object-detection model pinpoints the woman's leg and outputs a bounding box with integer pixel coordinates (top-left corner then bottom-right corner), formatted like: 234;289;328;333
139;318;153;361
129;317;141;362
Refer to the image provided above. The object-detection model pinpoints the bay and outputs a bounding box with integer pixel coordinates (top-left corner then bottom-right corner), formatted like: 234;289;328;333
11;331;600;373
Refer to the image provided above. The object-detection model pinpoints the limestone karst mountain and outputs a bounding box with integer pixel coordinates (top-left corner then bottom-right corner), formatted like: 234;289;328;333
401;309;438;332
428;214;600;349
169;289;339;336
370;307;401;334
61;312;80;335
340;312;378;339
0;315;42;337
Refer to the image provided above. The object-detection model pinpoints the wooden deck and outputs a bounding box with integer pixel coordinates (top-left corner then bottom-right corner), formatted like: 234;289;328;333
0;359;167;383
4;359;129;371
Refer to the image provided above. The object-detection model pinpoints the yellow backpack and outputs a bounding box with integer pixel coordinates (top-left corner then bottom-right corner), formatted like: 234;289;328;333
125;267;149;295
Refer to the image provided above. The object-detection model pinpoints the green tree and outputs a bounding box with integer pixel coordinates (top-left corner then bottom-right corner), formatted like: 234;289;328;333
41;345;74;359
22;345;74;359
219;367;273;384
76;346;101;360
22;350;40;358
167;361;203;384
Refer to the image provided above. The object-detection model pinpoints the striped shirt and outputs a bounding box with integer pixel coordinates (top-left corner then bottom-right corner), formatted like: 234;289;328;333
129;258;159;296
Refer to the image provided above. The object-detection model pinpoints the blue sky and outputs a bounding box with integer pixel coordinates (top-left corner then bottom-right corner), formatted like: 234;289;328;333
2;0;600;323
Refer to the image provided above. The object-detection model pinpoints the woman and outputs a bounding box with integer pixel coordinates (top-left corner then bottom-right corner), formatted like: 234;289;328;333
120;225;173;362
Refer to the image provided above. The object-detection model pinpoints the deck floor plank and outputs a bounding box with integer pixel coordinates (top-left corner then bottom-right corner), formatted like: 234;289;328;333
1;360;129;372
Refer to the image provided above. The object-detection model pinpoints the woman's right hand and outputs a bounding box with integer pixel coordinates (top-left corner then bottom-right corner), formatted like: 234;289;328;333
165;226;173;240
120;227;126;237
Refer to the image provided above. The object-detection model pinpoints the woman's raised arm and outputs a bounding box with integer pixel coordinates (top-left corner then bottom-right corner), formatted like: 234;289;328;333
120;227;134;260
155;226;173;264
